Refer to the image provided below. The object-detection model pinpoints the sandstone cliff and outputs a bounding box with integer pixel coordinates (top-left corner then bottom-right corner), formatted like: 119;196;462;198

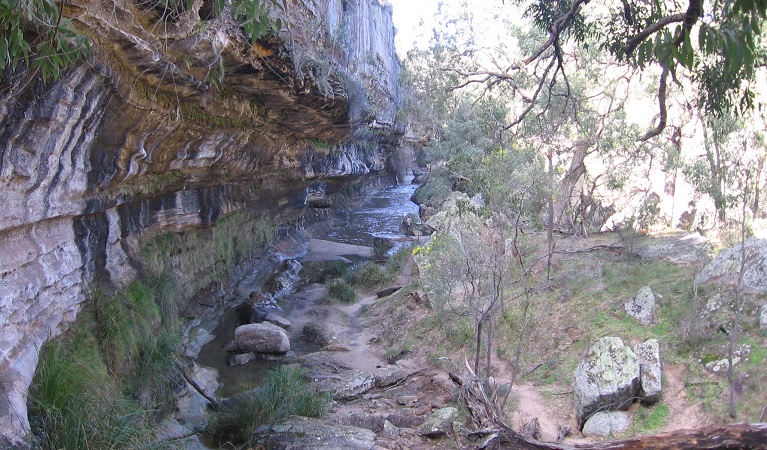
0;0;401;446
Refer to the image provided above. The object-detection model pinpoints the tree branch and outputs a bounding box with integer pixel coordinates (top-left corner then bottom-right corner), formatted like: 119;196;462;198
638;65;669;141
621;13;687;55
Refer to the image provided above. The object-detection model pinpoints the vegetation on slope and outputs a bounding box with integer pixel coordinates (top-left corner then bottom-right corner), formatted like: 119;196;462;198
28;277;182;450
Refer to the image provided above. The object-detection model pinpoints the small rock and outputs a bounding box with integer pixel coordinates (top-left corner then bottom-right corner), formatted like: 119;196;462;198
228;352;256;366
374;365;410;387
265;313;291;330
381;420;400;439
317;369;375;400
582;411;631;437
419;407;459;438
625;286;657;325
396;395;418;406
303;321;333;346
760;304;767;331
633;339;662;404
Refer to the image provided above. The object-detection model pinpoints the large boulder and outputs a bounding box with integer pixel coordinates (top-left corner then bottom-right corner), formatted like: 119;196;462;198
253;416;376;450
582;411;631;437
410;166;453;209
633;339;662;403
574;337;640;428
695;238;767;292
300;353;375;400
625;286;657;326
231;322;290;354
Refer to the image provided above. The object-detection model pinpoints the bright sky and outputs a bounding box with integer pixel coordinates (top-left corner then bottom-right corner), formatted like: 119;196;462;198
386;0;523;58
386;0;441;57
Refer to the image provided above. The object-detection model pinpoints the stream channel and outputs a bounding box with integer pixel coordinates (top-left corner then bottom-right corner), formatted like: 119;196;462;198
183;176;420;431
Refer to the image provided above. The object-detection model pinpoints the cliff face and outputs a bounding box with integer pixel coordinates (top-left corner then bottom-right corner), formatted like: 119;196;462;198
0;0;401;446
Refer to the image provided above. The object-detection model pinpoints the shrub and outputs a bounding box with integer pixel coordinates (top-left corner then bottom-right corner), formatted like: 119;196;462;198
349;262;391;289
321;260;349;281
386;245;411;275
208;366;331;445
326;278;356;303
28;277;183;449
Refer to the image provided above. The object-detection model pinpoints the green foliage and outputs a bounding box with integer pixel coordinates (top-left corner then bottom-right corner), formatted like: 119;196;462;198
28;277;182;449
208;366;331;445
348;261;391;289
0;0;89;81
321;260;349;281
633;404;670;432
231;0;284;42
386;245;411;275
326;278;356;303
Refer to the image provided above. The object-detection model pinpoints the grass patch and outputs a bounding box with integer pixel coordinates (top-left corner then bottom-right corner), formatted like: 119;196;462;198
208;366;331;445
386;245;412;275
28;277;183;449
633;403;670;432
326;278;356;303
347;261;392;289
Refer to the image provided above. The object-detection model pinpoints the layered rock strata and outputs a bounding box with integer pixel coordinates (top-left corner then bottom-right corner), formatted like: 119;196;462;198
0;0;401;447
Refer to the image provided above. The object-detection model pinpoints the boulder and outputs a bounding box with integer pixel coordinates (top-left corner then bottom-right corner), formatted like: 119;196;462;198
582;411;631;437
302;321;333;347
574;337;640;428
696;237;767;292
253;416;376;450
301;353;375;400
410;166;453;208
374;365;410;387
232;322;290;354
419;407;459;438
633;339;662;403
228;352;257;366
265;313;291;330
625;286;657;326
381;419;400;439
318;369;375;400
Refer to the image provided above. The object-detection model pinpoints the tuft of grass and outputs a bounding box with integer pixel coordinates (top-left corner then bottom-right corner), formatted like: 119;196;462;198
326;278;356;303
634;403;670;432
321;260;349;281
208;366;331;445
348;261;392;289
386;245;411;275
28;276;183;449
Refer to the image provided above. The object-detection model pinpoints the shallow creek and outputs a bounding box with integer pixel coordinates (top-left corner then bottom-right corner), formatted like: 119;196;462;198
187;177;419;399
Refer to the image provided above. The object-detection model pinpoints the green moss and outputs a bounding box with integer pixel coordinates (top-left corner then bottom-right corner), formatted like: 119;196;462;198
142;211;275;298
